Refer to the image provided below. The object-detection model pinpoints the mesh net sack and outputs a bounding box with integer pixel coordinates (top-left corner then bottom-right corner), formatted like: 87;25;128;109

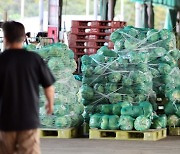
134;115;152;131
27;43;84;129
119;115;134;131
151;114;167;129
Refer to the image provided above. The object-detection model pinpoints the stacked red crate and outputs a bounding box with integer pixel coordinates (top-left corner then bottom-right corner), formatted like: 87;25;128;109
69;20;126;62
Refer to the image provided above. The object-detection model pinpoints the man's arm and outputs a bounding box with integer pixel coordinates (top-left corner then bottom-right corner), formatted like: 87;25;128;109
44;85;55;115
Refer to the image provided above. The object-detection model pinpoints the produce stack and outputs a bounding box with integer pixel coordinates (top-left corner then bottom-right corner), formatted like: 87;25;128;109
80;26;180;131
31;43;84;129
111;26;180;128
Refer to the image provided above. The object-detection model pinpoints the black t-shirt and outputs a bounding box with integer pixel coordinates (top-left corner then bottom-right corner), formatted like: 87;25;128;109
0;49;55;131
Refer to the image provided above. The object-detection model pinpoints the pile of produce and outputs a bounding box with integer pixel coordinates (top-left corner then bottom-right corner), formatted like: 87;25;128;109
81;26;180;131
27;43;84;128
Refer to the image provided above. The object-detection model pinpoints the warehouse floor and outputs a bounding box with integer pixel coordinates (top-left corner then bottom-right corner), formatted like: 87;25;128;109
41;136;180;154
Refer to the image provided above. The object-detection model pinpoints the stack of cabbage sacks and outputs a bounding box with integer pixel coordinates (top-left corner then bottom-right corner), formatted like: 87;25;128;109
79;32;160;130
111;26;180;129
34;43;84;129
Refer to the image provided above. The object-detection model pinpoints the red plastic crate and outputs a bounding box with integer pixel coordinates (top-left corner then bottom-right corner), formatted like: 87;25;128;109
90;28;111;33
86;48;97;55
69;34;88;40
71;27;90;34
69;41;85;47
87;41;106;47
71;20;89;27
88;35;109;40
91;21;111;27
71;48;85;54
111;21;126;28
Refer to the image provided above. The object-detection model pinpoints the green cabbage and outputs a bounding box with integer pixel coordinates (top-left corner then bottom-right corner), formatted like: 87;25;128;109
134;115;152;131
119;115;134;131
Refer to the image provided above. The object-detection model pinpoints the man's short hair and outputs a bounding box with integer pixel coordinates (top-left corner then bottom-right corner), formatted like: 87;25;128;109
2;21;25;43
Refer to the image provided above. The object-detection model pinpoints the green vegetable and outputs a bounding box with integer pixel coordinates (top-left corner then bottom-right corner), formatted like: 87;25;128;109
107;72;121;83
80;85;94;100
89;114;102;129
151;115;167;129
119;115;134;131
109;115;120;130
134;115;152;131
101;115;109;130
167;115;180;127
109;93;122;104
121;105;144;118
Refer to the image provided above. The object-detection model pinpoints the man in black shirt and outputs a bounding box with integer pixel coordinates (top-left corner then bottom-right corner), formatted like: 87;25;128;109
0;21;55;154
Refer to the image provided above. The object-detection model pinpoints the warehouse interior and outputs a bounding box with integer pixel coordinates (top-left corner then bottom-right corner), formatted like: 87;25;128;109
0;0;180;154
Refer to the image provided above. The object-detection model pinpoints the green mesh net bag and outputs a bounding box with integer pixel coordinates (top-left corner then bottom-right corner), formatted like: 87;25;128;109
109;115;120;130
100;115;109;130
119;115;134;131
89;114;102;129
121;105;144;118
31;43;84;129
151;114;167;129
167;115;180;127
134;115;152;131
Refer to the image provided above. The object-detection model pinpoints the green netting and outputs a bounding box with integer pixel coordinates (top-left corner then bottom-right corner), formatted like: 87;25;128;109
89;114;102;129
134;115;152;131
121;106;144;118
119;115;134;131
151;114;167;129
81;26;180;130
167;115;180;127
26;43;84;129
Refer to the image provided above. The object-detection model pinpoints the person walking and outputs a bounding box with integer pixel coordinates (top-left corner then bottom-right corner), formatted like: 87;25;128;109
0;21;55;154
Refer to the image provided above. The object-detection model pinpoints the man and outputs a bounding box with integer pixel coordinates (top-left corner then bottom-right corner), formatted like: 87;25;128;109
0;21;55;154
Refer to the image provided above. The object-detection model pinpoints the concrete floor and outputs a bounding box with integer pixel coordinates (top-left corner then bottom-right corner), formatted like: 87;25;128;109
41;136;180;154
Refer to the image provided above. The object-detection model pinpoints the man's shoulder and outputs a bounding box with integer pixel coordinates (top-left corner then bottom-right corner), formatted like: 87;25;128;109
24;50;43;60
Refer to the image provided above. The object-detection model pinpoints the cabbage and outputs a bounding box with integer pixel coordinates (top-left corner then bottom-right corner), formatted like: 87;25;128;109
110;31;122;43
80;85;94;100
100;115;109;130
81;55;92;65
147;29;159;42
112;103;123;115
121;105;144;118
107;72;122;83
139;101;153;117
105;83;118;93
89;114;102;129
134;115;152;131
109;93;122;104
40;115;55;128
164;102;176;115
109;115;120;130
97;46;117;57
151;115;167;129
99;104;113;115
94;83;105;93
55;116;71;128
81;65;94;77
119;115;134;131
167;115;180;127
114;39;124;51
158;63;172;75
93;65;105;75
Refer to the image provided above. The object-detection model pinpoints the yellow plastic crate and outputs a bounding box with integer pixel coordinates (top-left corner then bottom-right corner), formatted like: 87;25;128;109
89;128;167;141
40;128;78;139
168;127;180;136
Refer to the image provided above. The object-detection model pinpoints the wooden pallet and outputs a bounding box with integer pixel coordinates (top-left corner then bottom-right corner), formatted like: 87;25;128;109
89;128;167;141
40;128;78;139
168;127;180;136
